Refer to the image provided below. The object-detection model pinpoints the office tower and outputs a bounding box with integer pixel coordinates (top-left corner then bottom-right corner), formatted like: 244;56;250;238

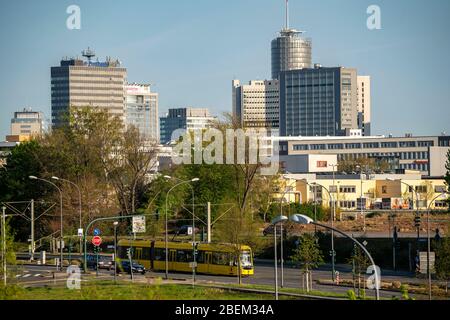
232;79;279;131
160;108;217;144
357;76;371;136
10;108;44;138
125;83;159;143
279;65;358;137
51;48;127;127
271;1;312;79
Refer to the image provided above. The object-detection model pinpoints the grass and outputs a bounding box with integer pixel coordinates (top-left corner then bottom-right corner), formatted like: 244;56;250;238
2;281;295;300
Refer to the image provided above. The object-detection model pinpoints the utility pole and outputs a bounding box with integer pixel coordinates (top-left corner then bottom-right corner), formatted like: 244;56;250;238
207;202;211;244
30;199;35;262
2;206;6;286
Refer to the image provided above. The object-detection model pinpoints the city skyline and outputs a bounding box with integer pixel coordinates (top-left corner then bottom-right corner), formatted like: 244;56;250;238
1;0;450;139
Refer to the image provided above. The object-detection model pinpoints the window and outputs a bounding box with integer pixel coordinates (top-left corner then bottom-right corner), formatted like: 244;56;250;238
415;185;427;193
399;141;416;148
339;186;356;193
381;142;398;148
176;250;193;263
382;186;388;194
340;201;356;208
435;201;448;208
212;252;231;266
311;144;326;150
330;185;338;193
293;144;308;151
434;185;446;193
154;248;166;261
317;161;328;168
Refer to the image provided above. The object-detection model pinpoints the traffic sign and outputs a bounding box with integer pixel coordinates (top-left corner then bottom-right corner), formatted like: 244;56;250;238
78;228;84;237
93;228;101;236
187;227;193;235
132;216;146;233
92;236;102;247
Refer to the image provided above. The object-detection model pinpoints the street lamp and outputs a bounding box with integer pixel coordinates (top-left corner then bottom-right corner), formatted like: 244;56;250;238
311;182;336;282
425;191;449;300
271;215;288;300
52;176;83;254
1;206;6;286
164;176;199;281
113;221;119;283
355;165;366;231
29;176;64;271
290;214;380;300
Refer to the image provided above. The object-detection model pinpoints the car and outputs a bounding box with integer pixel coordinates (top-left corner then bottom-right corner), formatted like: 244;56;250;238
176;225;200;235
119;260;146;275
85;254;114;270
262;224;288;237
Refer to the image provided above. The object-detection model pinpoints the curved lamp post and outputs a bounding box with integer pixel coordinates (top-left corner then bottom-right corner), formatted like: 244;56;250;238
52;176;82;254
271;215;288;300
164;176;199;280
311;182;336;282
29;176;64;271
290;214;380;300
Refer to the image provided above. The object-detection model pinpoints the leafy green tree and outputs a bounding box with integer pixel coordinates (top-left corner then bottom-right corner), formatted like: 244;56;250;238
347;244;370;298
0;218;18;289
290;233;324;292
435;236;450;293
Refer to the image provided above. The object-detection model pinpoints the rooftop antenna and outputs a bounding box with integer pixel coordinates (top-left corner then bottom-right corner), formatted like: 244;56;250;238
285;0;289;29
82;47;96;65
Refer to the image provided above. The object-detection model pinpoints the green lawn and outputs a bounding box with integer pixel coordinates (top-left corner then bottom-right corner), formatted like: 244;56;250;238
2;282;292;300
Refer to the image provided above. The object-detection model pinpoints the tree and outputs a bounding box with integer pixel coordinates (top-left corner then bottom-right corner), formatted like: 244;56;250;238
445;149;450;209
290;233;324;292
0;218;17;282
435;235;450;293
347;243;371;298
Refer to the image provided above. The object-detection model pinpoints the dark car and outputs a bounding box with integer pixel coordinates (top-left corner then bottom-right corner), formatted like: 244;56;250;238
85;255;114;270
178;225;200;235
119;260;146;275
262;224;288;237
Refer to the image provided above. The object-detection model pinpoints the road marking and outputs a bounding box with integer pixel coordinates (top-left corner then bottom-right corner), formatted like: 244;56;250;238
34;274;41;277
22;274;32;278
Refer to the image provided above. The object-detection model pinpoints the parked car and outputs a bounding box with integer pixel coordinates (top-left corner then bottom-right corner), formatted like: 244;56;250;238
176;225;200;235
85;254;114;270
262;224;288;237
119;260;146;275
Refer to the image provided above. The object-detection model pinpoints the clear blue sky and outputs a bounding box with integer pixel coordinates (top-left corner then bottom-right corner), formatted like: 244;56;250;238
1;0;449;138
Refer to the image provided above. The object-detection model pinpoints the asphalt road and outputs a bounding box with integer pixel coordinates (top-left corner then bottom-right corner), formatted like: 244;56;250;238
11;262;430;300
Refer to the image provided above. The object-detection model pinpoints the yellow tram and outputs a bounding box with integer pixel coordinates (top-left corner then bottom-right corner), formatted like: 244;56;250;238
117;240;254;276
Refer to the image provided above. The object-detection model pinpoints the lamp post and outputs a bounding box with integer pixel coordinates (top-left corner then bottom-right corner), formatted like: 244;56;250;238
164;176;199;281
279;178;298;288
311;182;336;282
355;165;365;231
113;221;119;283
425;191;449;300
290;214;380;300
271;215;288;300
52;176;83;254
29;176;64;271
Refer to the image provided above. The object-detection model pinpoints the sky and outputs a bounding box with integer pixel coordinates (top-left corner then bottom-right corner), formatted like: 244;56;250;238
0;0;449;139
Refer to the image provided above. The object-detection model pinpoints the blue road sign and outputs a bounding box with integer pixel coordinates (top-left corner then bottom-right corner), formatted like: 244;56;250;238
93;228;101;236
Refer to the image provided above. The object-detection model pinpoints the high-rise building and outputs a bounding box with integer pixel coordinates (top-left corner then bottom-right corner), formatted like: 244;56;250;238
10;108;44;138
125;83;159;143
271;1;312;79
279;65;358;137
357;76;371;136
160;108;217;144
51;48;127;127
232;79;279;130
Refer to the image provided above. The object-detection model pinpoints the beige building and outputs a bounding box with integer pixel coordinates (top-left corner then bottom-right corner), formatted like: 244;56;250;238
278;173;448;211
10;108;43;138
232;79;279;131
357;76;371;136
51;49;127;127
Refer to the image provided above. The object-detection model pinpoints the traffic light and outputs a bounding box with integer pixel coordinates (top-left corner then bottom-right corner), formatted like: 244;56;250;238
414;215;421;228
193;243;199;257
126;248;133;259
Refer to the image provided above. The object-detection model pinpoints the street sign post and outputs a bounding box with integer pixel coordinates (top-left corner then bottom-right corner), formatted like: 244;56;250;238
132;216;146;233
92;236;102;247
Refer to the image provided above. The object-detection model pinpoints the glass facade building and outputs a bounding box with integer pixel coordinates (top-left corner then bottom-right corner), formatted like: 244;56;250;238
279;66;358;137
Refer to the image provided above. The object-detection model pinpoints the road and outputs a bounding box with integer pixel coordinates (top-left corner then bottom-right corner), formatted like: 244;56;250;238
10;262;430;300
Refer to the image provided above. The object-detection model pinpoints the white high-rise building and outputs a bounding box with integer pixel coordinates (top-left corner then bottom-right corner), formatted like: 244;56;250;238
10;108;44;137
125;83;159;143
232;80;279;131
357;76;371;136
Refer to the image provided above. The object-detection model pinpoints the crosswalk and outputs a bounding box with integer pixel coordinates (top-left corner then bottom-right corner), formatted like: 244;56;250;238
15;273;46;279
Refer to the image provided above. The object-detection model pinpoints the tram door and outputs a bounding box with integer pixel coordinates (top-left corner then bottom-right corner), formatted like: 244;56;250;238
169;250;177;271
134;248;143;263
205;252;212;274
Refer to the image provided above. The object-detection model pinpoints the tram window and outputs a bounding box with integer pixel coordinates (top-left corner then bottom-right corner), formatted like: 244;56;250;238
154;248;166;261
212;252;231;265
118;247;128;259
142;247;151;260
196;251;205;263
